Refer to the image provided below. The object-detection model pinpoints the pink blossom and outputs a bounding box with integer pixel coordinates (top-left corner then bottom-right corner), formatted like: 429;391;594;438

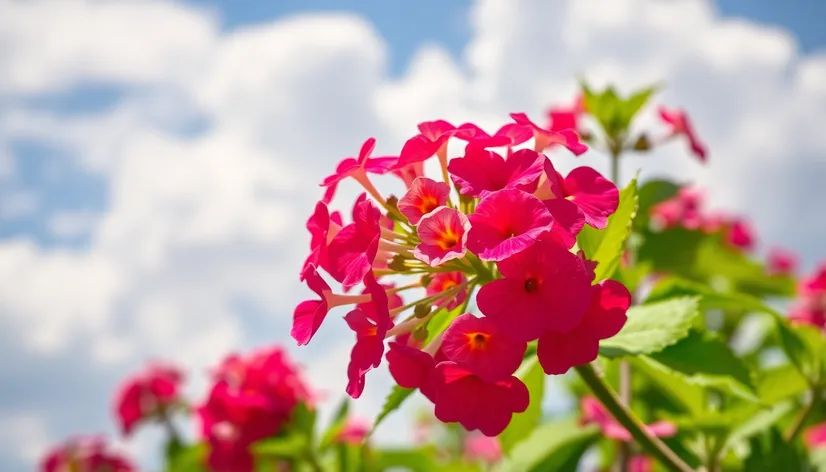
398;177;451;225
326;194;381;290
41;437;134;472
440;313;527;382
540;159;619;229
398;120;458;166
336;418;371;445
113;363;182;436
725;217;756;252
301;201;342;278
320;137;395;204
426;272;467;311
510;112;588;155
464;432;503;464
659;107;707;162
476;238;592;341
546;95;586;133
345;273;391;398
767;247;798;276
580;397;676;442
466;189;555;261
448;148;545;198
414;206;471;266
804;422;826;450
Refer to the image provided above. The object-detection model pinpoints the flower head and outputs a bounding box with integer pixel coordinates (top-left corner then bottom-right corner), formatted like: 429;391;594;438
414;206;470;266
398;177;451;225
580;397;676;442
41;437;134;472
398;120;458;166
541;159;619;229
510;112;588;155
724;217;756;252
113;363;182;436
546;95;586;133
326;194;381;290
467;189;555;261
440;313;527;382
767;247;798;276
426;272;467;311
448;148;545;198
477;238;592;341
336;418;371;445
464;433;503;464
345;273;391;398
659;107;707;162
301;201;342;278
321;137;394;204
537;280;630;374
804;422;826;450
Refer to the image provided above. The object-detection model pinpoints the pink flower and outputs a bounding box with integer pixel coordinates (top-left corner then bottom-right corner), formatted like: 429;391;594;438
580;397;676;442
398;120;458;166
414;206;471;266
540;159;619;229
301;201;342;279
454;122;526;148
659;107;707;162
800;264;826;296
650;187;705;230
546;95;586;133
326;194;381;290
464;432;503;464
320;137;394;204
767;247;798;276
509;112;588;155
537;280;630;374
430;361;529;436
386;342;436;398
198;346;312;472
398;177;451;225
440;313;527;382
476;238;592;342
628;455;655;472
41;437;134;472
804;422;826;450
466;189;555;261
113;363;182;436
345;273;392;398
426;272;467;311
789;264;826;332
336;418;371;445
391;159;425;188
724;217;756;252
448;148;545;198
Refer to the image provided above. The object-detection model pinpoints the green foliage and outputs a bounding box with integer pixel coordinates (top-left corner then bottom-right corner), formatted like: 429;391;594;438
367;448;440;472
599;296;700;358
498;355;544;453
493;418;599;472
634;179;680;231
777;322;826;385
756;364;809;404
577;177;639;281
581;82;659;143
165;443;208;472
369;386;415;437
744;428;804;471
319;397;350;450
648;330;758;402
424;303;466;344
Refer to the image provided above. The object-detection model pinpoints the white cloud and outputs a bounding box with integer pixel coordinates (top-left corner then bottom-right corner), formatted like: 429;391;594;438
1;0;826;470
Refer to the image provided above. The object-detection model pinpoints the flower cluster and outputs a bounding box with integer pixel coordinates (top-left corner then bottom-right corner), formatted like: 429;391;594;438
198;346;314;471
580;396;676;442
113;363;183;436
40;437;134;472
789;263;826;332
294;114;632;435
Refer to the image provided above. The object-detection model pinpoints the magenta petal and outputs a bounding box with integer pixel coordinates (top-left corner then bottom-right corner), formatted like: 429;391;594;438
536;329;599;375
646;421;677;438
578;280;631;340
292;300;326;346
467;189;554;262
414;206;470;266
543;198;585;248
441;314;527;382
386;342;435;390
564;167;619;229
804;422;826;449
398;177;451;225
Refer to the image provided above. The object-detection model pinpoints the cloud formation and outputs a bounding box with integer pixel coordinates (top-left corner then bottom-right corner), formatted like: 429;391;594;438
1;0;825;469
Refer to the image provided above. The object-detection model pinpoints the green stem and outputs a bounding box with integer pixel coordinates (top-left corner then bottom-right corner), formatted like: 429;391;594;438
575;364;694;472
785;388;821;442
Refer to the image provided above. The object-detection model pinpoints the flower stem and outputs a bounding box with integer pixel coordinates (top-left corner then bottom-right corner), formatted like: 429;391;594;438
785;388;821;442
575;364;694;472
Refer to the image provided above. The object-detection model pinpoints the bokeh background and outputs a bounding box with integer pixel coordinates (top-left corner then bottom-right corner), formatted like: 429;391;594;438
2;0;826;470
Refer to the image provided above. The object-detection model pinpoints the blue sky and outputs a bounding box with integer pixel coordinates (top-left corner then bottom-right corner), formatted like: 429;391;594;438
2;1;826;471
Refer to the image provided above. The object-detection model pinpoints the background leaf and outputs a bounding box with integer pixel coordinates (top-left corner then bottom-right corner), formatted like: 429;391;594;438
493;418;598;472
369;386;414;436
599;296;700;358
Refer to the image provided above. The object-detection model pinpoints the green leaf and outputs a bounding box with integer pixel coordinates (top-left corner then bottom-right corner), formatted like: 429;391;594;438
649;330;758;402
777;322;826;384
252;434;309;458
632;356;705;415
599;296;700;358
368;448;439;472
812;447;826;472
637;228;706;276
424;303;466;344
494;418;598;472
165;443;208;472
319;397;350;450
617;85;659;127
756;364;809;404
724;402;795;451
634;179;680;231
577;177;638;282
369;386;414;437
744;428;803;472
646;276;784;318
498;356;544;453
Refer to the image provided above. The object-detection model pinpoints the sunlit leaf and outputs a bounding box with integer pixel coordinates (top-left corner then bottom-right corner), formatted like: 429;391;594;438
599;296;700;358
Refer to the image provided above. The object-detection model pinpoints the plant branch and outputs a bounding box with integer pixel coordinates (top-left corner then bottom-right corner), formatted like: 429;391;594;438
575;363;695;472
785;388;821;442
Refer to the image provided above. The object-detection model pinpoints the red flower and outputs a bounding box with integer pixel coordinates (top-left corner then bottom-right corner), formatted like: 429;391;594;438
536;280;630;374
448;148;545;198
113;363;182;436
430;361;529;436
629;455;655;472
650;187;705;230
546;95;586;133
804;422;826;450
440;314;526;382
345;273;391;398
198;346;312;472
398;177;451;225
398;120;458;166
391;159;425;188
414;206;470;266
466;189;555;261
789;264;826;332
40;437;134;472
580;397;676;442
540;159;619;229
301;201;342;279
800;264;826;296
509;112;588;155
320;137;394;204
426;271;467;311
476;238;592;341
335;418;371;445
326;194;381;290
659;107;707;162
454;122;526;148
724;217;756;252
767;247;798;276
387;342;436;392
